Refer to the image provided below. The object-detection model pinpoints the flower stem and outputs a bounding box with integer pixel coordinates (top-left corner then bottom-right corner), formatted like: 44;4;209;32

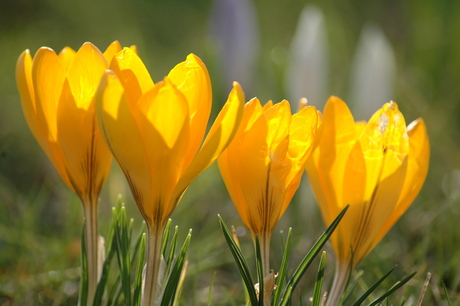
326;260;351;306
142;224;163;306
82;201;98;306
258;232;272;305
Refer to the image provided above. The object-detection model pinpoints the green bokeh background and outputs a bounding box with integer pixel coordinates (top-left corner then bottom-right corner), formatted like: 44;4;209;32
0;0;459;304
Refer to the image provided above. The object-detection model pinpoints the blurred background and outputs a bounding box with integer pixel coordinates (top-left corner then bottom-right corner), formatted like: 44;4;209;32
1;0;459;304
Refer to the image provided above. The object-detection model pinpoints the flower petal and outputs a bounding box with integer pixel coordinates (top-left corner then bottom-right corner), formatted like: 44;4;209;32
32;47;66;142
173;82;245;201
66;42;107;110
137;78;191;222
373;118;430;245
103;41;122;64
168;54;212;169
96;71;152;221
110;47;154;104
58;47;76;71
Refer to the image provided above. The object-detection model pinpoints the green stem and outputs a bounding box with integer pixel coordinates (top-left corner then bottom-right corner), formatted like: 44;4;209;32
142;224;163;306
82;201;98;306
326;260;351;306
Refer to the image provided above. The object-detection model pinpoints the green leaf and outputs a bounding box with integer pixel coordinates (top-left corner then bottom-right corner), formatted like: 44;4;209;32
341;270;364;304
79;220;88;306
133;233;146;306
368;271;417;306
218;215;259;305
311;251;327;306
254;235;264;306
161;229;192;306
278;205;349;306
207;272;217;306
272;228;292;305
352;266;396;306
442;281;452;306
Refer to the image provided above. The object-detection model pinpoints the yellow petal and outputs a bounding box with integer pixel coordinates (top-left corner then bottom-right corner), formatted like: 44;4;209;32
103;41;122;64
110;47;154;104
173;82;245;201
17;50;41;144
168;54;212;169
137;78;191;222
57;78;112;199
32;47;66;142
310;96;357;224
96;71;152;221
340;102;409;263
264;101;291;157
66;42;107;110
373;118;430;245
288;105;318;161
58;47;76;71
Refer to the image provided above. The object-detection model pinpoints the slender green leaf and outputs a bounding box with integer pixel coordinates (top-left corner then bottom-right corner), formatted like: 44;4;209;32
368;271;417;306
279;205;349;306
207;272;217;306
352;266;396;306
79;221;88;306
167;226;179;271
133;233;146;306
312;251;327;306
218;215;259;305
341;270;364;305
272;228;292;305
441;281;452;306
93;237;116;305
162;219;173;257
161;229;192;306
254;235;264;306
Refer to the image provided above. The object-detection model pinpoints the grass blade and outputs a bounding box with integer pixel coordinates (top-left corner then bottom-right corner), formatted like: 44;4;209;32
79;221;88;306
368;271;417;306
278;205;348;306
441;281;452;306
161;229;192;305
352;266;396;306
218;215;259;305
133;233;146;306
272;228;292;305
311;251;327;306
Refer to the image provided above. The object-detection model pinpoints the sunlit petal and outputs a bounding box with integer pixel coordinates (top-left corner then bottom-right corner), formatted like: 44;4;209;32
110;47;154;104
174;82;245;200
96;71;152;220
168;53;212;167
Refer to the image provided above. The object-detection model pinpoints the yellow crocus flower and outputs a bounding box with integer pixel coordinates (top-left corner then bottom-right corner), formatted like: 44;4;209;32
218;98;318;303
306;96;430;305
16;41;124;305
96;49;245;305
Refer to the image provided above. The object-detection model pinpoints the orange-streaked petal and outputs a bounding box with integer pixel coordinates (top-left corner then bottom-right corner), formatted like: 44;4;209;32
137;78;190;221
168;54;212;169
173;82;245;201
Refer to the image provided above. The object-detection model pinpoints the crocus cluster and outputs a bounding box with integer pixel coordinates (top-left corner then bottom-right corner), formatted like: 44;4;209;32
16;41;429;306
